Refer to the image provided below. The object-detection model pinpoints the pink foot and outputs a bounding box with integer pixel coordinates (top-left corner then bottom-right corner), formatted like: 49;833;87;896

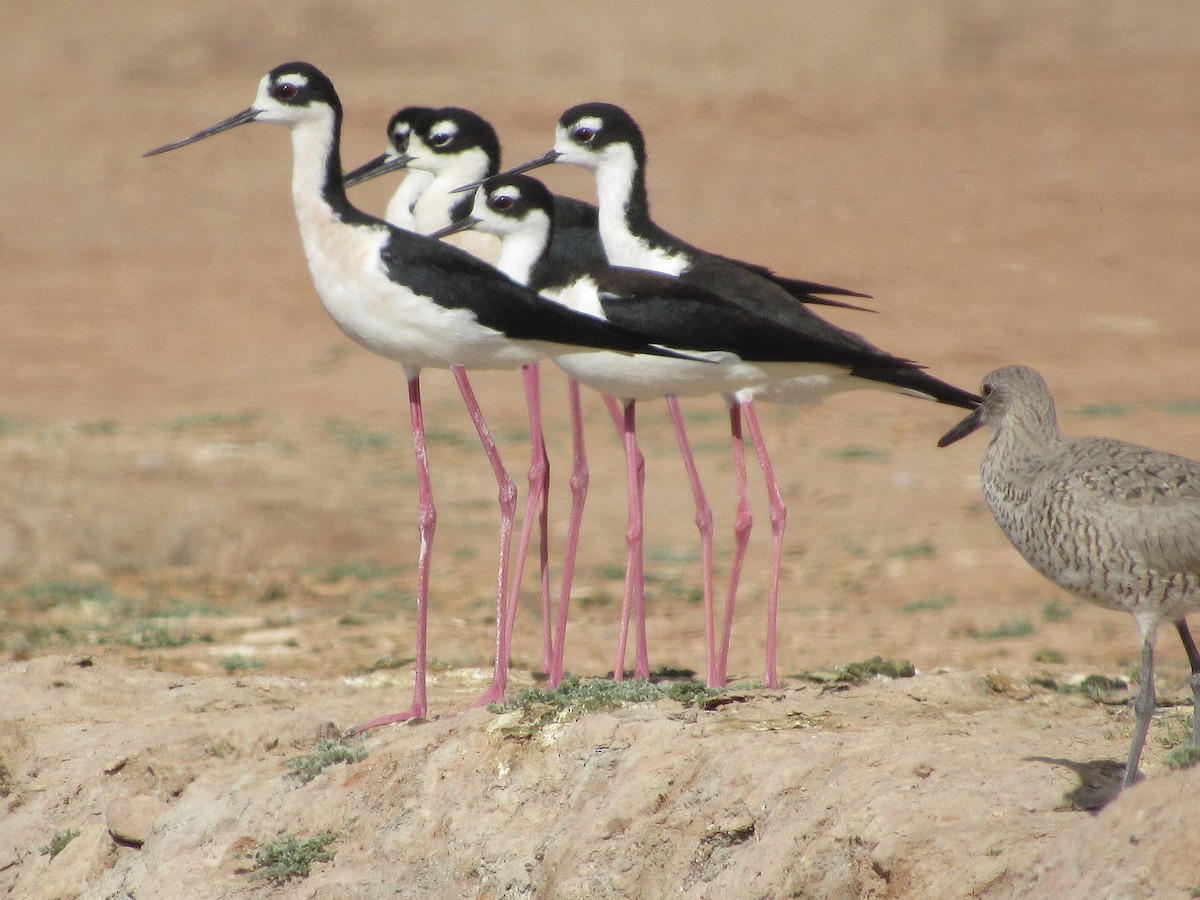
348;703;428;734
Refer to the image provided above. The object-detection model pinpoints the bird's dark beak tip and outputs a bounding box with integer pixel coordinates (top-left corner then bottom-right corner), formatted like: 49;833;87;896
937;407;985;448
143;107;261;159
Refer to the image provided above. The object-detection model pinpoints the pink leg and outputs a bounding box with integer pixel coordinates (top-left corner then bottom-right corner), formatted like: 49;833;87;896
350;370;432;732
450;366;518;709
743;400;785;688
502;363;552;674
665;396;717;687
717;400;753;687
550;378;589;687
609;398;648;680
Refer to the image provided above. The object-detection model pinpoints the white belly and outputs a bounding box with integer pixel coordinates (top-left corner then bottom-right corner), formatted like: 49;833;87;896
298;211;539;371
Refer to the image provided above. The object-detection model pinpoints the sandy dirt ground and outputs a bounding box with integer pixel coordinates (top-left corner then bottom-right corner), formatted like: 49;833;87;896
4;2;1200;897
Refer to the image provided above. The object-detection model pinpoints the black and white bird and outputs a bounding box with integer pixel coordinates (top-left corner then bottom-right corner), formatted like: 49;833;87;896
144;63;694;729
439;173;977;688
346;105;574;678
493;102;980;687
346;106;638;679
343;105;435;232
344;105;880;687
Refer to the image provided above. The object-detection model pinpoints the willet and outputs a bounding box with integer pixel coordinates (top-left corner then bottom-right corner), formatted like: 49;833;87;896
939;364;1200;787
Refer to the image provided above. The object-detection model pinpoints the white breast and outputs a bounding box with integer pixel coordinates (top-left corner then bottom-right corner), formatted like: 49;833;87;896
540;278;779;400
295;204;538;371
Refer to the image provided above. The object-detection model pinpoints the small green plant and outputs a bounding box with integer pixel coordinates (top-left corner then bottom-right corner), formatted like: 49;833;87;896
8;579;125;612
0;759;14;798
576;592;615;608
1162;399;1200;416
902;594;954;613
220;653;264;674
1157;713;1194;750
1164;744;1200;772
349;655;413;676
1059;674;1127;701
79;421;119;435
423;427;469;447
323;416;393;452
319;561;400;584
643;571;703;604
971;617;1035;640
888;541;936;560
363;587;417;608
1073;403;1132;419
41;829;80;858
249;832;337;882
492;675;719;731
827;445;889;461
285;738;368;784
665;681;718;706
1033;649;1066;664
115;624;211;649
258;582;289;603
645;545;702;565
830;656;916;684
165;411;260;431
1041;599;1073;622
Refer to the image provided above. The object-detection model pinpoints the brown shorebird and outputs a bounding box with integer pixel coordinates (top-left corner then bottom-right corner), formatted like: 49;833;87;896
939;365;1200;787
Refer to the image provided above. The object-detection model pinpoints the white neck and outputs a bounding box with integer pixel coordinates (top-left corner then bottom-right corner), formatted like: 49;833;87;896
287;111;338;222
591;144;685;276
385;170;435;231
495;214;552;287
411;148;492;233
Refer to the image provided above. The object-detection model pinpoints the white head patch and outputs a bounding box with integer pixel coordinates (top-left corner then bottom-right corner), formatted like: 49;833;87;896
426;120;459;148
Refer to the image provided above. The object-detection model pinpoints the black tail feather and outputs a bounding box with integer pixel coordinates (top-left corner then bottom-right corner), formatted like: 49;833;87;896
849;364;981;410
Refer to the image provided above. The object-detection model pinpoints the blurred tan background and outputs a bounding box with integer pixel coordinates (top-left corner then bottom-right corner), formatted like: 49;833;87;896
2;2;1199;677
7;2;1198;424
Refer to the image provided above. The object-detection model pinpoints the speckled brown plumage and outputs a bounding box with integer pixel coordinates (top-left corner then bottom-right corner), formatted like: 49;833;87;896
940;365;1200;788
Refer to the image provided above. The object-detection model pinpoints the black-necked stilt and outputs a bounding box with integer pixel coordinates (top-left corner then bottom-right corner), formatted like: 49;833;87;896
346;105;618;679
343;105;435;232
438;173;978;688
347;105;874;687
347;104;559;678
492;103;980;688
348;105;610;271
144;63;695;728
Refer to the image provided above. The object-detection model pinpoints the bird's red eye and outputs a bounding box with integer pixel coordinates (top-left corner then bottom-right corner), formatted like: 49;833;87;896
491;194;515;211
275;82;298;100
572;126;596;143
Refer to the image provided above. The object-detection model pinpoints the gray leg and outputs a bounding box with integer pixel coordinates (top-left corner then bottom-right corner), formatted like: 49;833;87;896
1124;635;1156;788
1174;618;1200;746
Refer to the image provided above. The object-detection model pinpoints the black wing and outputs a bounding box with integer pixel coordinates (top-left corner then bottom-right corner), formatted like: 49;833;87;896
548;195;606;268
379;228;690;359
575;265;907;369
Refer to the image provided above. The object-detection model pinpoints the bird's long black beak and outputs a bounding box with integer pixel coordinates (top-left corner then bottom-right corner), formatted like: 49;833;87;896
343;152;414;187
428;216;482;241
453;149;562;193
937;406;985;448
144;107;261;157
